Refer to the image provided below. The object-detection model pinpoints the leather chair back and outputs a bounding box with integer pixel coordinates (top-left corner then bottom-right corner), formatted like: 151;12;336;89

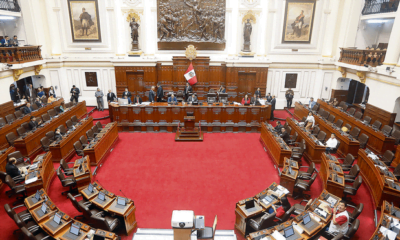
307;162;316;175
372;120;382;130
92;125;99;133
78;201;93;219
345;219;360;238
35;117;42;125
219;93;228;103
67;193;82;212
176;91;184;102
65;102;71;108
46;131;54;141
4;203;16;220
5;114;15;124
5;175;17;190
74;141;83;152
14;110;23;119
393;164;400;177
311;104;319;111
71;115;79;124
349;164;360;178
392;130;400;145
327;115;335;123
42;113;50;122
307;174;317;188
207;93;217;103
17;127;26;136
335;119;343;128
86;129;95;139
54;106;61;114
311;126;320;135
317;108;324;116
349;204;363;223
80;135;88;145
352;176;362;191
343;154;355;166
42;97;47;104
382;150;395;164
31;103;39;110
339;101;346;108
20;226;39;240
358;134;369;148
21;122;30;131
90;215;112;231
6;132;17;146
290;132;298;142
58;125;67;134
56;167;67;186
280;196;291;211
316;131;326;142
349;127;360;138
0;171;7;183
40;137;50;152
285;126;292;134
280;206;296;222
348;108;356;116
48;109;56;117
354;112;363;120
341;104;348;111
60;159;70;172
322;111;330;120
344;123;352;131
66;120;73;129
334;141;341;151
0;117;6;128
96;121;102;130
258;213;275;230
381;125;393;135
363;116;372;124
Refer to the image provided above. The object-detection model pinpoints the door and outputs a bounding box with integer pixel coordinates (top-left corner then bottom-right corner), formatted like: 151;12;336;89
346;80;358;104
237;72;256;101
126;72;145;101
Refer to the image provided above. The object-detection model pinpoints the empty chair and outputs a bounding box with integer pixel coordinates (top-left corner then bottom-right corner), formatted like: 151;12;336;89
73;141;84;157
344;164;360;183
343;176;362;202
392;130;400;145
5;114;16;124
176;90;184;102
65;102;72;108
284;125;292;134
60;159;74;176
298;162;316;180
56;167;76;195
11;214;40;236
381;125;393;136
372;120;382;130
54;106;61;114
6;132;18;146
279;196;292;212
248;212;276;231
207;93;217;104
65;120;74;130
86;129;95;141
349;127;360;139
331;219;360;240
67;193;92;220
47;109;56;118
291;140;306;164
40;137;50;152
341;104;348;111
348;108;356;116
22;122;30;131
316;131;327;143
78;201;103;226
219;93;228;103
14;110;24;119
41;113;50;122
321;111;330;120
317;108;325;116
381;150;395;166
293;199;313;215
339;101;347;109
90;211;120;232
288;132;298;145
334;119;344;128
358;133;369;148
354;111;363;120
20;226;50;240
327;115;335;123
58;125;67;134
363;116;372;125
92;125;100;134
71;115;79;125
96;121;103;131
197;215;217;240
348;204;364;223
339;153;356;171
0;117;6;128
4;175;26;203
294;174;317;200
79;135;89;148
31;104;38;110
17;127;27;137
45;131;55;143
311;103;319;112
4;203;31;223
392;164;400;180
311;126;320;137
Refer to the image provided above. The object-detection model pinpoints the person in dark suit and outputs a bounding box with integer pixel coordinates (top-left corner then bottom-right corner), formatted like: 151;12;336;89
70;85;80;103
14;88;23;102
6;158;23;178
122;88;132;100
285;88;294;108
271;95;276;121
54;128;63;141
157;83;164;102
133;95;142;104
251;94;259;105
274;121;283;134
28;116;41;130
266;93;272;103
280;128;290;144
184;82;192;101
188;93;198;103
168;93;177;103
35;97;44;108
25;84;36;102
23;103;34;114
149;86;156;103
255;88;262;99
107;90;116;103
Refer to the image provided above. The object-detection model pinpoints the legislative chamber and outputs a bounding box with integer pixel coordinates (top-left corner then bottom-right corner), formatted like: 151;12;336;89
1;0;400;240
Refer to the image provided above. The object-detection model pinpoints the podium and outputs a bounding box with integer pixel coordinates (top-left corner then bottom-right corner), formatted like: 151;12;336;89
175;115;203;141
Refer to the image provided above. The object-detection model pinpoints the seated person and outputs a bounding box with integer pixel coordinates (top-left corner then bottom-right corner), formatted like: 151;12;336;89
54;128;63;141
23;102;34;114
242;95;251;105
274;121;283;134
280;128;290;144
37;87;46;98
218;86;226;94
325;134;338;153
304;112;315;131
35;97;44;108
6;157;27;178
251;94;259;105
309;97;316;109
133;95;142;104
168;93;177;103
124;95;132;104
48;94;56;103
28;116;41;130
266;93;272;103
323;201;349;237
330;98;339;107
188;93;198;103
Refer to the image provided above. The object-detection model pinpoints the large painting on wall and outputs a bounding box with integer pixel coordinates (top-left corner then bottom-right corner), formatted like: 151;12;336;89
282;0;316;44
68;0;101;42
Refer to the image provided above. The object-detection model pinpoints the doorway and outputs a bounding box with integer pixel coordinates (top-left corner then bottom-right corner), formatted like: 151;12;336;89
126;72;145;100
238;72;256;101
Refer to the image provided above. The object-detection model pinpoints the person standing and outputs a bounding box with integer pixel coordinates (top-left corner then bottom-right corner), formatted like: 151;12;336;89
309;97;316;110
70;85;80;103
49;86;56;98
25;84;37;102
10;35;18;46
266;93;272;103
271;95;276;121
122;88;132;101
184;82;192;101
157;83;164;102
107;90;116;103
255;88;261;99
285;88;294;108
95;88;104;111
149;86;156;103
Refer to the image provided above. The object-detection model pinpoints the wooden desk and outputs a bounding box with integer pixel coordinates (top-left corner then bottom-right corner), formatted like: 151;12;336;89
280;159;298;196
358;149;400;209
320;153;345;198
14;101;87;157
0;146;14;188
317;99;395;155
393;144;400;167
84;122;119;166
80;181;137;235
287;117;326;163
109;102;270;133
24;152;55;196
260;123;292;167
49;116;93;162
0;98;64;150
73;156;92;191
370;201;400;240
294;102;311;120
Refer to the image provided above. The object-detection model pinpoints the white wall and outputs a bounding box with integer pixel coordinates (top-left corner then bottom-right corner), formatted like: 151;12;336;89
335;78;351;90
355;19;394;49
0;17;27;45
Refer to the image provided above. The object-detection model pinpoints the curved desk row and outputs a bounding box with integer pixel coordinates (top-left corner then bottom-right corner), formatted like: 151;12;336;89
0;146;15;188
24;152;55;196
320;153;345;198
260;123;292;167
370;201;400;239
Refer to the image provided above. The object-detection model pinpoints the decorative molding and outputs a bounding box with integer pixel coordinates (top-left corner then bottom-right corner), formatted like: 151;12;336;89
13;69;23;81
242;10;257;24
338;66;346;78
34;65;43;75
356;71;366;84
241;0;261;8
185;45;198;61
123;0;141;7
122;9;142;23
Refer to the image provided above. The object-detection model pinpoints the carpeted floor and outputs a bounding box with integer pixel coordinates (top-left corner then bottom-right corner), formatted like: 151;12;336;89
0;109;377;240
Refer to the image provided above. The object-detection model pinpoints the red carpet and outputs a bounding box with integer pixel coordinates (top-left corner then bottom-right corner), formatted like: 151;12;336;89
87;106;111;125
0;110;376;240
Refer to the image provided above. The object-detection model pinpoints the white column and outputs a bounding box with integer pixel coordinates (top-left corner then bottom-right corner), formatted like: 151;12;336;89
45;0;62;56
321;0;340;57
114;0;125;55
383;9;400;65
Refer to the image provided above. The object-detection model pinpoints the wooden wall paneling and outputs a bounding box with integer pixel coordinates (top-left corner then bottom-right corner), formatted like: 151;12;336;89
115;67;128;97
119;107;129;123
365;103;397;127
331;90;348;103
0;101;16;120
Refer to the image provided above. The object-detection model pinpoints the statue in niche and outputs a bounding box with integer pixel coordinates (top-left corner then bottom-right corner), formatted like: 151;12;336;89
130;17;140;51
242;19;252;52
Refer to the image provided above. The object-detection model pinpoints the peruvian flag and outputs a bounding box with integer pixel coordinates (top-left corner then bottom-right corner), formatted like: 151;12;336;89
184;63;197;85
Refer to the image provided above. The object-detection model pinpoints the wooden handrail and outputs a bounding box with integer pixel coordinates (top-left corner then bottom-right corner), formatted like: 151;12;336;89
339;48;386;67
0;45;42;64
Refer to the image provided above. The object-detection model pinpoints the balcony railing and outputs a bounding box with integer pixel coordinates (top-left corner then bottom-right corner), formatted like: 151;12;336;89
339;48;386;67
0;46;42;64
0;0;20;12
362;0;399;15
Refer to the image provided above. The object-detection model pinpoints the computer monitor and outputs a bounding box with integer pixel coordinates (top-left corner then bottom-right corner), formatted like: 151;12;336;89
88;183;94;193
70;222;80;236
93;234;106;240
303;213;311;225
53;212;62;225
98;191;105;201
118;98;129;105
245;199;255;209
35;190;41;201
284;226;295;238
288;166;293;175
41;203;47;214
117;197;126;206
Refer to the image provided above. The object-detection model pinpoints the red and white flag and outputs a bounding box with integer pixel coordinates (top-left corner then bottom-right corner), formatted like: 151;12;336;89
184;63;197;85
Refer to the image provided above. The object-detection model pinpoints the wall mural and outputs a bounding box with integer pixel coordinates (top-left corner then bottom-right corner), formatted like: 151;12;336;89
157;0;226;50
68;0;102;42
282;0;316;44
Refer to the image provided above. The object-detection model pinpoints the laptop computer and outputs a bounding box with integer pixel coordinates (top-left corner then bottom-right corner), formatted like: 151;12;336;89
53;212;62;225
36;202;47;218
117;197;126;206
284;226;296;239
98;191;106;201
70;222;81;236
302;213;315;228
32;190;41;204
